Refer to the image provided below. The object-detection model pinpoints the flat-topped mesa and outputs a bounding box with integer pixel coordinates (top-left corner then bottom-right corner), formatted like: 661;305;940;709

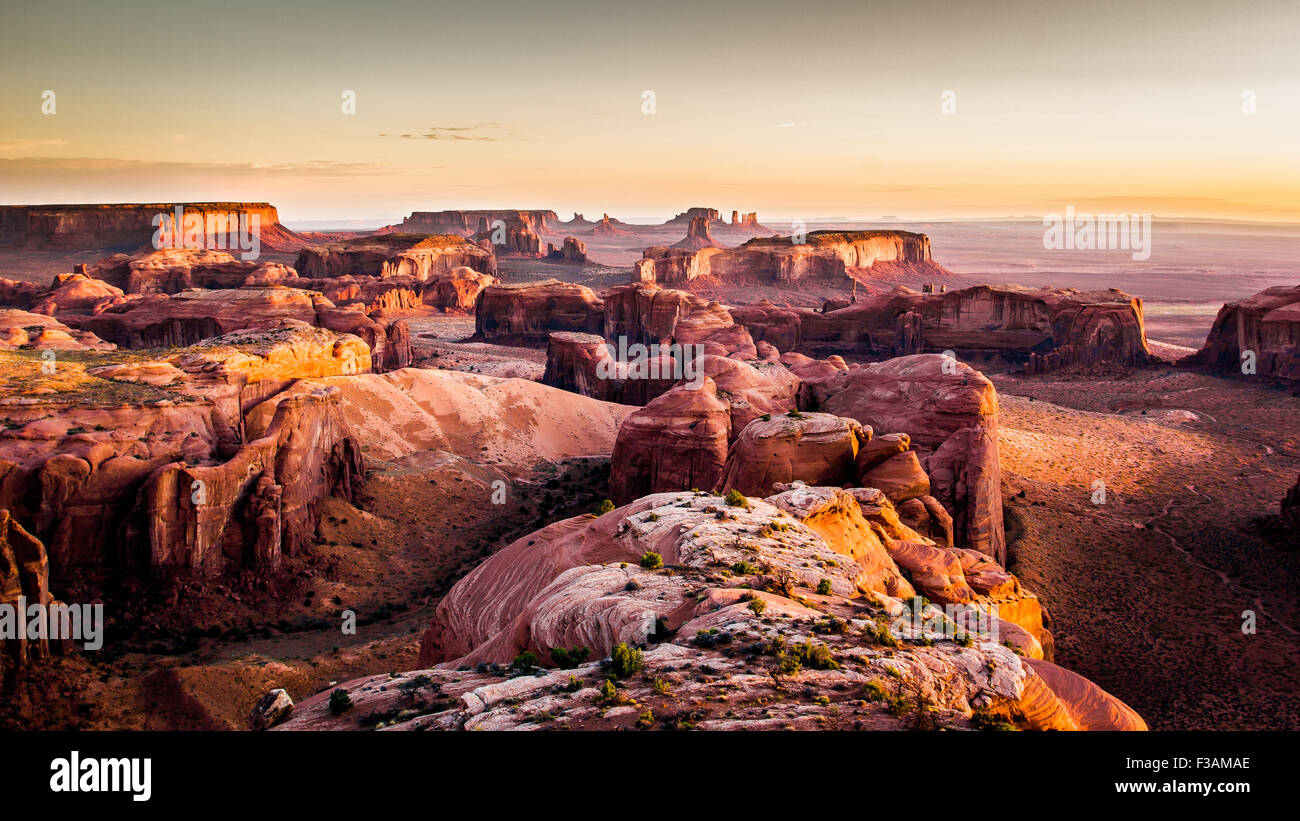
1178;284;1300;382
0;327;367;579
294;233;496;280
664;207;720;226
734;284;1154;371
0;203;305;252
473;279;604;346
394;209;560;236
643;229;936;285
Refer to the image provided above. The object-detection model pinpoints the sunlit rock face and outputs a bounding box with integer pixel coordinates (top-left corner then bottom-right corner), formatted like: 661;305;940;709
736;284;1153;370
274;488;1142;733
0;203;301;251
643;230;936;285
392;209;560;237
294;234;495;280
1179;284;1300;382
0;326;368;578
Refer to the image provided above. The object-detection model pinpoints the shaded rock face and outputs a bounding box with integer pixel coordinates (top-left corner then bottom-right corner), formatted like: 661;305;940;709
473;280;604;345
644;230;936;285
542;332;680;406
739;284;1153;370
0;203;303;252
0;327;369;577
294;234;496;280
813;354;1005;563
31;274;124;314
0;279;44;310
1179;284;1300;382
270;489;1144;733
72;287;322;349
0;510;57;683
291;266;496;315
130;384;363;576
546;236;588;263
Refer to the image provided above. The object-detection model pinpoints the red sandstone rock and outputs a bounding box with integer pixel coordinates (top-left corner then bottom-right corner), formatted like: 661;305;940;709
294;234;495;281
0;309;115;350
0;203;303;251
1178;284;1300;382
609;378;731;502
546;236;589;263
31;274;123;315
717;412;866;496
814;354;1005;562
644;229;936;285
474;279;604;345
673;216;725;250
0;509;57;683
860;450;931;504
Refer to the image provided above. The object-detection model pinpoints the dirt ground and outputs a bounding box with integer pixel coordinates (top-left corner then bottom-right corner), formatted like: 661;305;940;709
991;365;1300;729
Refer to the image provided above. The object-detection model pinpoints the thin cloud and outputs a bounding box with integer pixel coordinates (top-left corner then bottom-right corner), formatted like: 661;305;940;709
379;123;508;141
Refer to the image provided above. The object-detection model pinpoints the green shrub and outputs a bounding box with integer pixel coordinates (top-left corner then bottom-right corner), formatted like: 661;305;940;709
816;578;833;595
550;646;590;669
792;639;839;670
609;642;644;678
510;651;539;672
639;551;663;570
724;489;748;507
328;688;353;715
652;677;672;696
747;598;767;616
595;499;616;515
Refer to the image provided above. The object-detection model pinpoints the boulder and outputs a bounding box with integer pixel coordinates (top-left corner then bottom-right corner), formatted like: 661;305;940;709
609;378;731;503
717;412;866;496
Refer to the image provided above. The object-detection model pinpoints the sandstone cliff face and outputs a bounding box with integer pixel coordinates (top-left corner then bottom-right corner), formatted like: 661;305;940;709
73;249;296;295
542;332;680;406
294;234;495;280
273;488;1143;732
737;284;1153;371
812;354;1005;563
72;288;323;348
131;384;363;576
0;327;370;576
609;378;732;502
394;209;559;236
0;510;57;683
718;412;866;496
644;230;935;285
473;280;604;345
0;203;303;252
1179;284;1300;382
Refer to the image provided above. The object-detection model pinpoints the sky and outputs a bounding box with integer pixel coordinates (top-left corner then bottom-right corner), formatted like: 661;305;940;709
1;0;1298;223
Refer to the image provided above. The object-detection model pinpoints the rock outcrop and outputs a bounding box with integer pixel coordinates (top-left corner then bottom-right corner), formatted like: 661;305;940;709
644;230;937;285
0;510;57;683
473;280;604;345
673;216;725;250
736;284;1154;371
609;378;732;502
0;326;369;577
392;210;559;237
1;203;304;251
272;488;1142;732
0;309;115;350
812;354;1005;563
294;234;495;280
1178;284;1300;382
546;236;589;263
717;412;867;496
